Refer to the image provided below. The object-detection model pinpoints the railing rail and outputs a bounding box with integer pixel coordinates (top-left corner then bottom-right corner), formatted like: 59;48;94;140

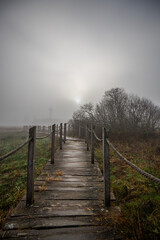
107;139;160;186
93;129;103;142
0;138;32;161
0;123;67;206
36;132;52;140
2;121;160;208
69;121;160;206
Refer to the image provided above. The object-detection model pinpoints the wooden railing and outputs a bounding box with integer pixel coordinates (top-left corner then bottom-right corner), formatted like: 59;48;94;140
1;122;160;208
67;123;111;206
0;123;67;206
68;122;160;207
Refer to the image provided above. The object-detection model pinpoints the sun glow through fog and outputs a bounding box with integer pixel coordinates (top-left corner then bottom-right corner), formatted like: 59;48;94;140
74;97;81;104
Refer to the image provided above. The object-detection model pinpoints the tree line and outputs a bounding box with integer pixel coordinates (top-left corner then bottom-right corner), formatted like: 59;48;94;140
70;88;160;136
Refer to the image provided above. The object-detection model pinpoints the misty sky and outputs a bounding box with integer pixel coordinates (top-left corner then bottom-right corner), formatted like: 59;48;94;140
0;0;160;125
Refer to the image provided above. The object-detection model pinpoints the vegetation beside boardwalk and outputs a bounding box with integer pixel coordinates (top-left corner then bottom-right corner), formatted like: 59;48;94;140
69;87;160;239
0;130;57;228
95;136;160;240
1;128;160;239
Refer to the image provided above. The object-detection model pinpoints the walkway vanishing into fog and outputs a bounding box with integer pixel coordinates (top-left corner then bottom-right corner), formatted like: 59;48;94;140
1;139;119;240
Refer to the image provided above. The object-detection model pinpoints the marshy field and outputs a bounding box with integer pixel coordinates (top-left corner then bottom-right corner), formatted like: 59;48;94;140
0;127;53;229
95;135;160;239
0;127;160;239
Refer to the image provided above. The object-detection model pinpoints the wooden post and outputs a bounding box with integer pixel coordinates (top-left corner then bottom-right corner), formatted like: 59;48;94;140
91;124;95;164
103;127;110;207
60;123;62;150
56;124;58;137
68;124;70;137
48;126;51;133
86;125;89;151
72;125;74;138
85;125;87;143
64;123;66;143
78;123;81;139
51;124;55;164
26;126;36;206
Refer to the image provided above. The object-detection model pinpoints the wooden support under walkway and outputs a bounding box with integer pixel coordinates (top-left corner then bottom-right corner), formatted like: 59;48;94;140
1;139;120;240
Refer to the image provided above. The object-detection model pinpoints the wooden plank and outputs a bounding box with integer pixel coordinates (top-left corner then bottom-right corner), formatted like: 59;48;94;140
1;139;117;240
49;162;94;167
1;226;115;240
34;181;103;188
41;168;101;174
4;216;96;230
36;175;103;182
33;190;104;200
44;165;99;170
34;186;103;191
21;191;115;201
11;206;98;217
12;199;104;211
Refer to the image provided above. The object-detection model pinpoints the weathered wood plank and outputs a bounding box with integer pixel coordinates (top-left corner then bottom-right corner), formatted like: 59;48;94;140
4;216;96;230
36;175;103;182
34;186;103;191
2;139;117;240
34;181;103;188
12;206;98;217
31;190;104;200
17;199;104;208
1;226;115;240
41;168;101;175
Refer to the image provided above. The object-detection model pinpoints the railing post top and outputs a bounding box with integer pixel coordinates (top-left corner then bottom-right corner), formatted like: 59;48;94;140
102;127;106;137
52;124;55;130
29;126;36;135
91;124;95;130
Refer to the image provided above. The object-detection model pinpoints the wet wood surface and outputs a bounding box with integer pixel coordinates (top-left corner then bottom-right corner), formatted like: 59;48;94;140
1;139;119;239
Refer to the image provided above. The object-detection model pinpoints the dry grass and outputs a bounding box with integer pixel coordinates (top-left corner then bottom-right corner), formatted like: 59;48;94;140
45;176;55;182
95;135;160;239
55;170;64;176
38;183;46;192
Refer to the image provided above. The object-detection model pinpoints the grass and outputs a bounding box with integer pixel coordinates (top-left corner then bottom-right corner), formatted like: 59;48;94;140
0;129;58;228
95;136;160;239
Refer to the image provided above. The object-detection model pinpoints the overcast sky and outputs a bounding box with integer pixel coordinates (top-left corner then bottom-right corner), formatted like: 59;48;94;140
0;0;160;125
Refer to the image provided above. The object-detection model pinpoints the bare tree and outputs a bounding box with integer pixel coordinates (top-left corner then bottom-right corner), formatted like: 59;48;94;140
71;103;95;125
126;95;160;133
95;88;128;132
70;88;160;135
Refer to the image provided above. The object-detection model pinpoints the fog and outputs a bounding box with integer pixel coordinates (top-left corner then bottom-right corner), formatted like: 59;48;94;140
0;0;160;126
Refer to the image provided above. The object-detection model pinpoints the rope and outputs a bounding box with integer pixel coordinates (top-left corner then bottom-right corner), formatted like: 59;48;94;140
87;127;92;133
36;132;52;140
107;139;160;186
0;138;32;161
93;130;103;142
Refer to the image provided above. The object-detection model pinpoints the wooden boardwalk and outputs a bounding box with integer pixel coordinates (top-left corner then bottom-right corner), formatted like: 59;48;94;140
1;140;119;239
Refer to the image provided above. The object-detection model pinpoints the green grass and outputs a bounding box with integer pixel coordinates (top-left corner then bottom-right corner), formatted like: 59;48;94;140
95;137;160;239
0;129;58;228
